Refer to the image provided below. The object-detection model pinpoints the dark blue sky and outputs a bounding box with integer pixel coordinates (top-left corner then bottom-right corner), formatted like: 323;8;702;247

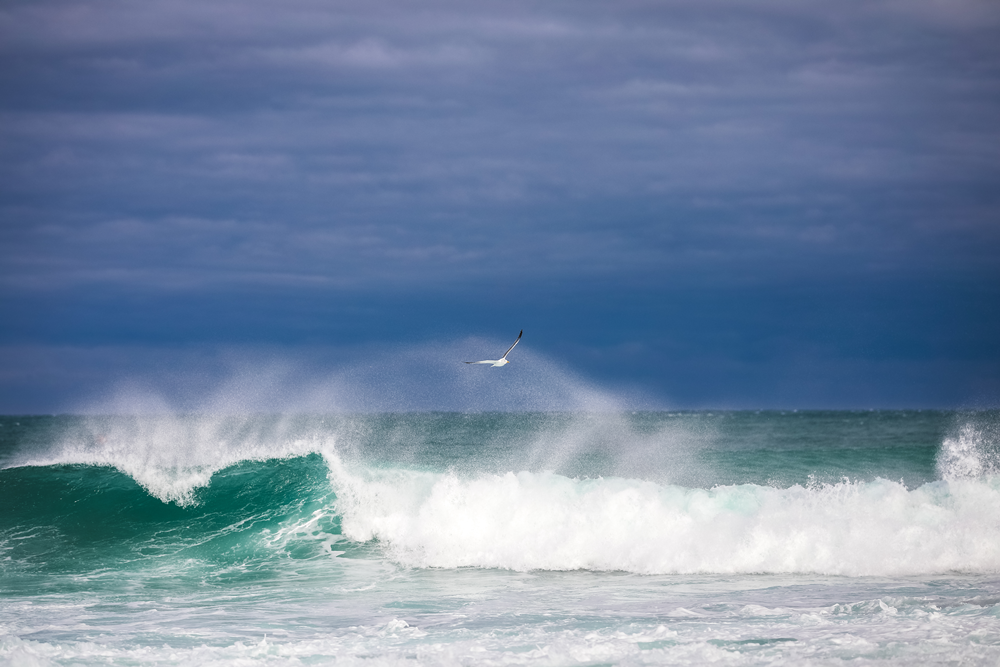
2;0;999;412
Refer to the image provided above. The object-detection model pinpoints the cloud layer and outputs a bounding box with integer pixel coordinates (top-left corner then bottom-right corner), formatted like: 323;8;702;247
2;0;999;410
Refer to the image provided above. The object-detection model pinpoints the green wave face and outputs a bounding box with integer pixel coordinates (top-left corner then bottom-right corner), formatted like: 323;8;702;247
0;454;343;583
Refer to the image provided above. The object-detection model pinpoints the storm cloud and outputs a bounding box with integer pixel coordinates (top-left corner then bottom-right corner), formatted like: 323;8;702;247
2;0;999;411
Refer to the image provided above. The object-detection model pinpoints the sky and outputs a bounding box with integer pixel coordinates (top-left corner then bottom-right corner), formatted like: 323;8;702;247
1;0;999;412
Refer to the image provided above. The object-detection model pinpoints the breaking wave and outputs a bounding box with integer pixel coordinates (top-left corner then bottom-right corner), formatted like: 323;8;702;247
5;411;1000;577
327;452;1000;576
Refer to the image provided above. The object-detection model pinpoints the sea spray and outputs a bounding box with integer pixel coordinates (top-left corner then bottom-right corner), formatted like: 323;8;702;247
938;417;1000;481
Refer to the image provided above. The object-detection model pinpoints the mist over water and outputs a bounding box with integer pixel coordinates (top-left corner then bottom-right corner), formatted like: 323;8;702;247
64;338;655;415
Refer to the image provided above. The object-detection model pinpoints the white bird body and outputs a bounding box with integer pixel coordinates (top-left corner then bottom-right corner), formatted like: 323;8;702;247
467;358;510;367
465;330;522;367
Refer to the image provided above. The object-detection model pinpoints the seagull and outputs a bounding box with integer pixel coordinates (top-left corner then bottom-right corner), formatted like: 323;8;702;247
465;330;522;367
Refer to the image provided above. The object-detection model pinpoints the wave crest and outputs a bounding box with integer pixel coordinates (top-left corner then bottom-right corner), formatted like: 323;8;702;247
15;415;337;505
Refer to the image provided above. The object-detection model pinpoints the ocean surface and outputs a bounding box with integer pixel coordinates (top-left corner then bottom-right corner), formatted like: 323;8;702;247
2;410;1000;665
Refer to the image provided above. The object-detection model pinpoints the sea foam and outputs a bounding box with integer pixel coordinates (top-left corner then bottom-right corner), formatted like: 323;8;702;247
326;452;1000;576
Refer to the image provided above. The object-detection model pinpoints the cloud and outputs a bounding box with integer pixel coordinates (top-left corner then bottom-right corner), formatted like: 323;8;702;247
1;0;999;409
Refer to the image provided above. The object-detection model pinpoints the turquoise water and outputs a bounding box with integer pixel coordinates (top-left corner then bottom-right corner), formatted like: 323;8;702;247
2;411;1000;665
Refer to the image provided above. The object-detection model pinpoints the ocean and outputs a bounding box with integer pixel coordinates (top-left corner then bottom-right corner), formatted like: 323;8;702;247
2;410;1000;665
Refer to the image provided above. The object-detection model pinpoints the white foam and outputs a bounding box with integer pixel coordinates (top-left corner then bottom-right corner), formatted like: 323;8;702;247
326;453;1000;576
5;600;1000;667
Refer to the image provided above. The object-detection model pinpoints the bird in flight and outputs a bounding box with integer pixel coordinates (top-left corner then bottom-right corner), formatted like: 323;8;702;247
465;330;522;367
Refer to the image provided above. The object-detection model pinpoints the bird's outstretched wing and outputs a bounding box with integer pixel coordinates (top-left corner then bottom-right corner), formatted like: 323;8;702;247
464;360;497;364
502;330;523;360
